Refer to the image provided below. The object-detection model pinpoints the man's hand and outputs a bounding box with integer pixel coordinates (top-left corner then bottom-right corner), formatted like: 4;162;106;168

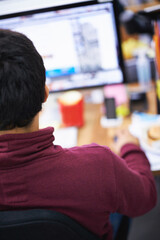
113;129;139;155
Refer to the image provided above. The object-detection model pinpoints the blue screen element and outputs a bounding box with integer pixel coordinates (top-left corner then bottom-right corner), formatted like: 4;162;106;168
46;67;77;78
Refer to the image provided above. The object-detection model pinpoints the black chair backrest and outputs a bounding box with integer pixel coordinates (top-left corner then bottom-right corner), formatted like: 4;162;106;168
0;209;101;240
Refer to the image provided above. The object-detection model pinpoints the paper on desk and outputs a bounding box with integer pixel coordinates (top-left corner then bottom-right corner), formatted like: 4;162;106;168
54;127;78;148
129;112;160;171
140;141;160;171
146;152;160;171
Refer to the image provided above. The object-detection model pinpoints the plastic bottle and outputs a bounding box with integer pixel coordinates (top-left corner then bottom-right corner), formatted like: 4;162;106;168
136;50;151;90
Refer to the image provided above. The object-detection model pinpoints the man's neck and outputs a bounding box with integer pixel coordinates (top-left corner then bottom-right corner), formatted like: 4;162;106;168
0;114;39;135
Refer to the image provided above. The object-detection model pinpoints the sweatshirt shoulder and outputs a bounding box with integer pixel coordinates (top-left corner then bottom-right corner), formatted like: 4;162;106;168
63;143;115;166
69;143;111;155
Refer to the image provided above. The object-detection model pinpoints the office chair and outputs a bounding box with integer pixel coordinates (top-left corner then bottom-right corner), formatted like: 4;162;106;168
0;209;101;240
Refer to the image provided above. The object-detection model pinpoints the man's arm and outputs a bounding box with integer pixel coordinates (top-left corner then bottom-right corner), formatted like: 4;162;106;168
111;129;157;217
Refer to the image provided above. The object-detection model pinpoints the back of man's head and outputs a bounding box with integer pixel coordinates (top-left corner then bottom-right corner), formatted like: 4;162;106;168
0;29;46;130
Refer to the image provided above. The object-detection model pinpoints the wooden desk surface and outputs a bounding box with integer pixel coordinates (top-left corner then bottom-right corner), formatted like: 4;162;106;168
78;102;128;149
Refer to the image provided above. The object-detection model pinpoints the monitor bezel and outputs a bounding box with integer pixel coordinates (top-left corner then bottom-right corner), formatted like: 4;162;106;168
0;0;126;92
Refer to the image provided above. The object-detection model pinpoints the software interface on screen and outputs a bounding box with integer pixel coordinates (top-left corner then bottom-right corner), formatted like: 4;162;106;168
0;1;124;92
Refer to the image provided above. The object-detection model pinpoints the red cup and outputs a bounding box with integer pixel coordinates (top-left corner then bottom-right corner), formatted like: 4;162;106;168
58;91;84;127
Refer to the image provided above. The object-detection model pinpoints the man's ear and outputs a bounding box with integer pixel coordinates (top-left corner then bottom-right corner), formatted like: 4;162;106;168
43;85;49;103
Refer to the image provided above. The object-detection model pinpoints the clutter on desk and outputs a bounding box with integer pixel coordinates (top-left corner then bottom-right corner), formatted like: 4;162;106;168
104;98;117;119
83;89;104;104
122;38;154;60
121;34;156;84
100;84;129;128
135;48;152;90
129;91;148;112
129;112;160;138
103;84;130;118
129;112;160;171
58;91;84;127
100;116;123;128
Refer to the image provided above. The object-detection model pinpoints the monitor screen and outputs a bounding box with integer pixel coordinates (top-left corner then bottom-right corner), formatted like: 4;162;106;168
0;0;125;92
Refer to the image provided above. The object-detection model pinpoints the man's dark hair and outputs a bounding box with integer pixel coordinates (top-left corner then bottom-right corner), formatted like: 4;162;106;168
0;29;46;130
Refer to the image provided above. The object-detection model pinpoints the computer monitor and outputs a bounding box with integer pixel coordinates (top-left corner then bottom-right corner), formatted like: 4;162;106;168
0;0;125;92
